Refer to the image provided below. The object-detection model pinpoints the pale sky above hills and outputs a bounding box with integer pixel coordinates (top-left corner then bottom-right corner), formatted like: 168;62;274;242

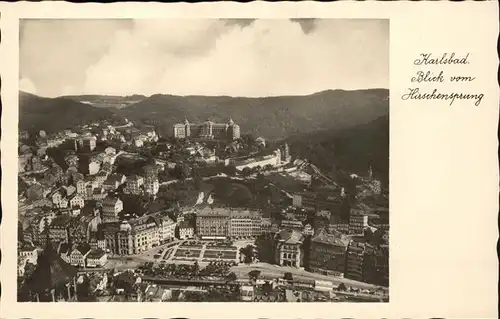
20;19;388;98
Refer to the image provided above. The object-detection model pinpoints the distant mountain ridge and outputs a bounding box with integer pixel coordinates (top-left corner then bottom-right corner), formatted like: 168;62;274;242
19;91;125;133
120;88;389;139
19;88;389;142
61;94;147;108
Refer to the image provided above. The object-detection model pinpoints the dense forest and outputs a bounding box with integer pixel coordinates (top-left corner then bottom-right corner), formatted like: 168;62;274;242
287;114;389;185
118;89;389;139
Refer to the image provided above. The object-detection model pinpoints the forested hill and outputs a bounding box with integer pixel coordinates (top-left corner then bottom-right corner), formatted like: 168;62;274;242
19;91;125;133
121;89;389;139
287;114;389;184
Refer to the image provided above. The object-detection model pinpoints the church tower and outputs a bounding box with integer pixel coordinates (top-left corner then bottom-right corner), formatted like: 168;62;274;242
184;118;191;138
280;143;291;163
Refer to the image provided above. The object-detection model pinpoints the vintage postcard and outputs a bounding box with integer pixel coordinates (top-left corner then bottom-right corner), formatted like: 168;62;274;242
0;1;498;319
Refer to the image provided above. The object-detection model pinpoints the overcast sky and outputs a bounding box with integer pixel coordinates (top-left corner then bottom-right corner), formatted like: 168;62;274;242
20;19;388;98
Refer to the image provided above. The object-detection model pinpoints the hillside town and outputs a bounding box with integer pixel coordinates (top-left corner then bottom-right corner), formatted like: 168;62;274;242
17;117;389;303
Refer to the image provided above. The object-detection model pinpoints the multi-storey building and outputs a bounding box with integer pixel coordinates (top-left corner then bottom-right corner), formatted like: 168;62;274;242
144;179;159;196
367;207;389;231
371;244;389;286
359;243;389;286
27;214;55;246
19;245;38;260
368;180;382;195
68;217;90;244
292;194;303;208
89;231;107;251
106;223;132;255
103;174;126;191
124;175;144;195
274;229;304;268
70;243;92;267
195;206;231;239
280;219;304;231
129;215;160;253
101;162;113;174
232;150;282;171
229;210;262;238
101;197;123;222
143;164;159;181
102;213;172;255
86;249;108;268
173;118;240;140
179;221;194;240
97;238;106;251
51;189;65;208
101;222;127;255
260;212;273;234
349;210;369;235
328;214;350;234
309;232;350;277
69;193;85;208
76;179;88;196
328;222;350;234
85;184;95;200
158;214;176;242
48;215;72;244
345;241;366;281
60;197;70;209
94;171;108;187
92;188;107;201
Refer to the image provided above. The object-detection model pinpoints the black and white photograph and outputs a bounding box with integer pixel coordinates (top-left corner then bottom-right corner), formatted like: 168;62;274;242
16;18;390;303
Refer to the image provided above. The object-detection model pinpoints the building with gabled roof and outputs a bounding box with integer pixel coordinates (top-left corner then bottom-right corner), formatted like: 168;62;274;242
275;229;304;268
19;245;38;261
101;197;123;222
69;243;91;267
102;173;125;191
86;248;107;268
